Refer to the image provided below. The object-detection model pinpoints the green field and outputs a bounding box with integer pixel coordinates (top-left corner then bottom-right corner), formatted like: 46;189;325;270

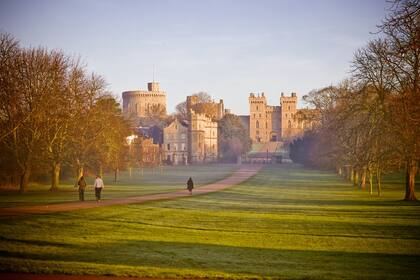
0;163;419;279
0;164;238;207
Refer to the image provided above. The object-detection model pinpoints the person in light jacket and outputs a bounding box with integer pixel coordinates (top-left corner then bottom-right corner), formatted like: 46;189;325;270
94;175;104;202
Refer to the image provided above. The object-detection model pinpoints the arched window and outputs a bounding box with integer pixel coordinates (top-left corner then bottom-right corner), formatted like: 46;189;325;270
288;120;292;129
256;105;259;111
256;120;259;129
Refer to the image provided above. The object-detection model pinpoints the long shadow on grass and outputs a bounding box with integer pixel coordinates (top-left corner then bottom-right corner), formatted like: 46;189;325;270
195;190;420;208
0;240;419;279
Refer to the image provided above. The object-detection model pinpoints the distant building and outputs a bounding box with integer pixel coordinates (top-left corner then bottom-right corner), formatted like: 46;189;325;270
248;92;316;143
133;137;163;167
163;118;188;165
137;125;163;145
186;96;219;163
162;96;221;165
122;81;166;122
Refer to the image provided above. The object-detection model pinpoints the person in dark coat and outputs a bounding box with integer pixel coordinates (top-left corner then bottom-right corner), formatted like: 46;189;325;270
77;176;87;201
187;177;194;195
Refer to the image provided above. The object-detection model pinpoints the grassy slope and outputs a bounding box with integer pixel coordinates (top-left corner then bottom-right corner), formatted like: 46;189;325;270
0;164;419;279
0;164;238;207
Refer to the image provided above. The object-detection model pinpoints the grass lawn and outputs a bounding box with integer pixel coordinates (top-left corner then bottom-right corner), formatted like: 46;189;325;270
0;164;238;207
0;163;419;279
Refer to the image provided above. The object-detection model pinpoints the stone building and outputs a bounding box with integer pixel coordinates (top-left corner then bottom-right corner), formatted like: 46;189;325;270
122;82;166;122
163;118;188;165
186;96;219;163
162;96;220;165
249;92;315;143
128;136;163;167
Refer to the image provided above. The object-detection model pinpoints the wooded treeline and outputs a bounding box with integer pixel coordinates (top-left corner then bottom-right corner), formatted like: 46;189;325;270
290;0;419;200
0;34;130;193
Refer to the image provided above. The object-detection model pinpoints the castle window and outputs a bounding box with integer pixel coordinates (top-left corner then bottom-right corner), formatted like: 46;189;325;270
285;113;288;118
167;144;170;150
288;120;292;129
259;113;261;117
256;106;258;110
266;122;268;128
181;133;186;139
182;143;186;151
256;120;260;129
288;106;290;110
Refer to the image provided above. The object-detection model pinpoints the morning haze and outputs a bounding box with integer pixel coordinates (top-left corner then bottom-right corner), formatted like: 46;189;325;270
0;0;419;279
0;0;387;114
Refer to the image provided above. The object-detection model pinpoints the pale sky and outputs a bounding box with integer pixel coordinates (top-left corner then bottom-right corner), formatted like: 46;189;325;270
0;0;388;114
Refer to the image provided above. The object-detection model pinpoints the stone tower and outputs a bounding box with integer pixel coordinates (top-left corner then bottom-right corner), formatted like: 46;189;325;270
186;95;218;163
249;93;268;143
280;92;298;139
122;81;167;122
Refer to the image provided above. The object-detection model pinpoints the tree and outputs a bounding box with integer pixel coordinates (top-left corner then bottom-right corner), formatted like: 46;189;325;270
352;0;420;200
175;91;217;121
218;114;251;162
0;32;132;193
92;96;130;182
0;45;62;192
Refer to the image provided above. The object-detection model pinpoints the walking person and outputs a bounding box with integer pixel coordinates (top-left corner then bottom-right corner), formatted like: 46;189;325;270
94;175;104;202
77;176;87;201
187;177;194;195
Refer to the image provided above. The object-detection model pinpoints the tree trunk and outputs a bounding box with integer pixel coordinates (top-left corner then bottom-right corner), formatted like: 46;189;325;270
404;159;417;201
360;168;366;190
338;166;342;176
353;171;359;188
349;166;353;181
129;167;132;178
19;166;31;193
75;165;84;187
376;167;381;197
49;162;61;191
99;164;103;178
114;168;118;183
369;169;373;196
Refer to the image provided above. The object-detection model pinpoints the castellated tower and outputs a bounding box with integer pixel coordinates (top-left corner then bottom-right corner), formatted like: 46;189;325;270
186;96;218;163
249;93;267;143
122;82;167;122
280;92;298;139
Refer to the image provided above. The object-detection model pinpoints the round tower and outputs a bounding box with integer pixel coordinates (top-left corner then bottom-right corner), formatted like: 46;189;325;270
122;81;167;122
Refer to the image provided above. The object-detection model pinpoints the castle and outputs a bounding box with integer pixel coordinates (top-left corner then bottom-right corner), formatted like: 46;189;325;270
163;96;222;165
248;92;314;143
123;81;314;165
122;82;166;121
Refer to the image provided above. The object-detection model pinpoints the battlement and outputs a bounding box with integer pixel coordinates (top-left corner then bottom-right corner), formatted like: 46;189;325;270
249;92;267;105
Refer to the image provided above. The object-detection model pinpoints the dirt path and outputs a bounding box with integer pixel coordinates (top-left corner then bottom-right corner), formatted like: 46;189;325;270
0;272;186;280
0;164;262;218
